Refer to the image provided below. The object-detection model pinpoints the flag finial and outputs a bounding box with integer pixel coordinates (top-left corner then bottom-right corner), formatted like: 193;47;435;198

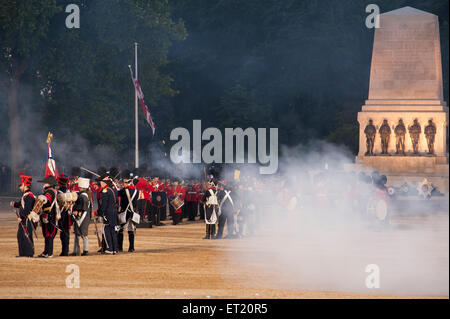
46;132;53;143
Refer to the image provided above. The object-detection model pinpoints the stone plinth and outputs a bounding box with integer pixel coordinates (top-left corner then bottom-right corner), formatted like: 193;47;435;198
355;7;449;189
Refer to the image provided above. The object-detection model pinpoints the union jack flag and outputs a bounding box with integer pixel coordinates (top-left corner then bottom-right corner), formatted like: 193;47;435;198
129;67;156;136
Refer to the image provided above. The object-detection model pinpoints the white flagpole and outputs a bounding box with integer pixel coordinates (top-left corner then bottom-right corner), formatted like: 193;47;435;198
134;42;139;169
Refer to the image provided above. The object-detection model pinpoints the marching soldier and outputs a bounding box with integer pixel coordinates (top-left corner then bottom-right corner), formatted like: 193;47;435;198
97;174;119;254
70;177;91;256
57;173;71;256
37;175;59;258
117;176;139;252
10;172;36;257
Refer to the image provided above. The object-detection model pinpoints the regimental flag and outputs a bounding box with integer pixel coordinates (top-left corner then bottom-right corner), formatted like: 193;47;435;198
129;67;156;136
45;132;58;178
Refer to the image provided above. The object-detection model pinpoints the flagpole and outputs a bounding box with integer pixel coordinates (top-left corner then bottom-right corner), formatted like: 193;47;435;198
134;42;139;169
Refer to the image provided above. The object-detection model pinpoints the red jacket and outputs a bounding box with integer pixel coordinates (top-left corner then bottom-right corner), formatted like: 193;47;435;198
168;185;186;213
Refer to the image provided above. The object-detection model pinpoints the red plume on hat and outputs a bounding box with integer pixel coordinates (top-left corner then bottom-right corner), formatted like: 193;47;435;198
57;172;69;186
19;172;32;187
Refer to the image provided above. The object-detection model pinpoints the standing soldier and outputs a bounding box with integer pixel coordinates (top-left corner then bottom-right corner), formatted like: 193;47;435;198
57;173;71;256
364;119;376;156
10;172;36;257
394;119;406;155
215;182;236;239
150;176;165;226
408;119;422;154
37;176;59;258
424;120;436;155
379;119;391;155
97;174;119;254
117;176;139;252
71;177;91;256
185;182;198;221
201;180;219;239
168;179;186;225
135;176;151;226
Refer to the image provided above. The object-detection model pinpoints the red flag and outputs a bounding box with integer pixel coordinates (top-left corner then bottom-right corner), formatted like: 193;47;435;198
129;67;156;135
45;143;58;177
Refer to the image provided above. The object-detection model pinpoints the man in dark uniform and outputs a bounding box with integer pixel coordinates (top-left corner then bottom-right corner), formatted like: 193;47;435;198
71;177;91;256
150;176;166;226
37;176;58;258
10;172;36;257
97;174;119;254
117;176;139;252
57;173;71;256
215;182;236;239
201;179;219;239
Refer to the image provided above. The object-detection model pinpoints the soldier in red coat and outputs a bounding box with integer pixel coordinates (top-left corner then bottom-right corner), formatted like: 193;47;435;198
168;179;186;225
135;177;151;226
185;181;198;221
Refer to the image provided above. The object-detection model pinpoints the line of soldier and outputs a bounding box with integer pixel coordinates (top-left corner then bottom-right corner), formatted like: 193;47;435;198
11;169;263;258
12;165;391;258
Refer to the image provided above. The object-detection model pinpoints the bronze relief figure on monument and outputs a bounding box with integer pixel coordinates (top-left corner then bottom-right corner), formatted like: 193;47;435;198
408;119;421;154
364;119;376;156
394;119;406;155
379;119;391;155
424;119;437;155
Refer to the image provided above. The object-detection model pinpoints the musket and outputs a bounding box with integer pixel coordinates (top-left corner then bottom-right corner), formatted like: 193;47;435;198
13;209;34;248
88;189;102;248
80;167;100;178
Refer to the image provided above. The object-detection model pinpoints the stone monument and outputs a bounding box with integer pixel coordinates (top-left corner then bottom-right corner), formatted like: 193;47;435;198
355;6;449;192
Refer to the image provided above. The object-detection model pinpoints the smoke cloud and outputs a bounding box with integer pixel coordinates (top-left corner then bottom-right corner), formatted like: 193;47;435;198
218;142;449;297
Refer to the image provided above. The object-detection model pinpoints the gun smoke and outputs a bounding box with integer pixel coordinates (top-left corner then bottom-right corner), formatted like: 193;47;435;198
218;143;449;297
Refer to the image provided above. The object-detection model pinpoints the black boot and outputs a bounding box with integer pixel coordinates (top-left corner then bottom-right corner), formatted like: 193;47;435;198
128;231;135;252
202;224;210;239
117;231;124;252
210;224;216;239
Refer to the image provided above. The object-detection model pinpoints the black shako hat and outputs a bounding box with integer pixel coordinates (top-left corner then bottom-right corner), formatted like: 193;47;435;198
37;176;57;186
96;173;110;182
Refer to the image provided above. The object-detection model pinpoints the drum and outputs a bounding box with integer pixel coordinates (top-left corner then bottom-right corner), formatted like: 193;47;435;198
170;196;184;210
366;198;388;221
57;192;78;209
31;195;47;214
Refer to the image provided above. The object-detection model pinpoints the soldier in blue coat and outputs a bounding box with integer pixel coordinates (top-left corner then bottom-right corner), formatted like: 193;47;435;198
10;172;36;257
97;174;119;254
